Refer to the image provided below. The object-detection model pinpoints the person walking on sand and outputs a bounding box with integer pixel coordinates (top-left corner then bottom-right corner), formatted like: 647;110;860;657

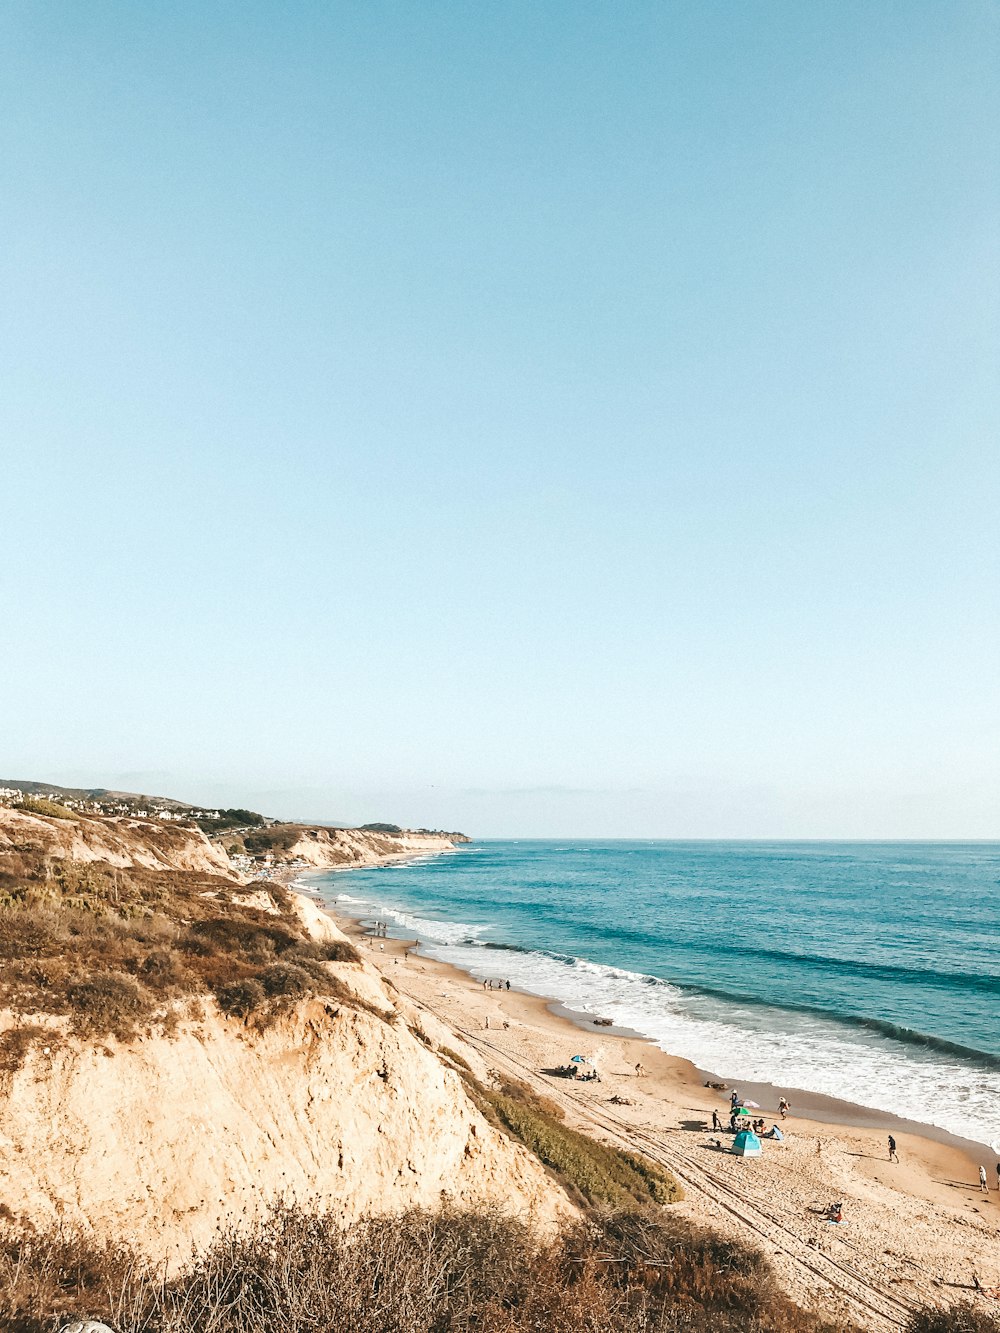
888;1135;898;1163
778;1096;789;1119
979;1165;988;1193
712;1110;721;1132
995;1162;1000;1191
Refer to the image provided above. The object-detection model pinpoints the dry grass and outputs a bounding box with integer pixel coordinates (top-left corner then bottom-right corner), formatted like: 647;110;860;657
0;848;364;1040
0;1204;877;1333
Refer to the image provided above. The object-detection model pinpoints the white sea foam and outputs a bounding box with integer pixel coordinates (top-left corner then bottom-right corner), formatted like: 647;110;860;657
324;883;1000;1147
333;891;487;947
429;939;1000;1148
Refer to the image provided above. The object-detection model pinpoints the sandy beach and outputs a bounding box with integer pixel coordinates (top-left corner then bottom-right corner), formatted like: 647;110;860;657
306;882;1000;1331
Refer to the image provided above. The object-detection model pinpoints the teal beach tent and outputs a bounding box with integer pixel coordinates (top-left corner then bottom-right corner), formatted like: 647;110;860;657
731;1130;762;1157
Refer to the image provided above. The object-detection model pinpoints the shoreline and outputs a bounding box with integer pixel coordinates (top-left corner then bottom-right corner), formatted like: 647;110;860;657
545;999;990;1164
297;865;995;1163
304;883;1000;1325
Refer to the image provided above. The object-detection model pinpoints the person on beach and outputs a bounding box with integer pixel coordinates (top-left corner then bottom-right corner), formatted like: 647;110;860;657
979;1165;988;1193
996;1162;1000;1191
505;979;510;990
888;1135;898;1163
731;1090;739;1109
635;1062;646;1077
778;1096;789;1119
712;1110;721;1131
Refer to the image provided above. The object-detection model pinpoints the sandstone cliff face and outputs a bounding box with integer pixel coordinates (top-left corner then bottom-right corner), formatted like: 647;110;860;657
0;896;570;1260
0;806;232;877
267;825;467;869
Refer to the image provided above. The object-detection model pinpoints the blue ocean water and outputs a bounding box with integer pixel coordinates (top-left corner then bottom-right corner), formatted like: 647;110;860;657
305;841;1000;1147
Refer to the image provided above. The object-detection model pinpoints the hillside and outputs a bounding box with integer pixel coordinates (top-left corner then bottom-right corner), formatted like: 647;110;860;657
0;805;568;1259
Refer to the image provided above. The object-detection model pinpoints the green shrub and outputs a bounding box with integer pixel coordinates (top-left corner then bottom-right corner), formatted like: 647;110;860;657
464;1074;682;1209
440;1046;472;1072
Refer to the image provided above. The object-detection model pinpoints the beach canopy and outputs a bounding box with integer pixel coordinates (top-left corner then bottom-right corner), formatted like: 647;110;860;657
734;1108;754;1117
570;1055;589;1063
743;1099;760;1108
731;1130;762;1157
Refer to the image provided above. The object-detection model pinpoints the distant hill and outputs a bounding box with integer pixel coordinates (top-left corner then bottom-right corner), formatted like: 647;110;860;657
0;779;196;811
0;779;266;833
0;780;464;841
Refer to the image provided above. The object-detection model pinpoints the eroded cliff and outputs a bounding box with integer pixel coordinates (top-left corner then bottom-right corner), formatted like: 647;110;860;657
0;809;570;1262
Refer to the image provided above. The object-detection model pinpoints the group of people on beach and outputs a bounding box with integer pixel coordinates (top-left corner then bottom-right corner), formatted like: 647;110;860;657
483;978;510;990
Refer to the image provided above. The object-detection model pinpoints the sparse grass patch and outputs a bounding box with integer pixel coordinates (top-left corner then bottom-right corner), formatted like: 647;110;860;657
440;1046;472;1072
464;1073;683;1209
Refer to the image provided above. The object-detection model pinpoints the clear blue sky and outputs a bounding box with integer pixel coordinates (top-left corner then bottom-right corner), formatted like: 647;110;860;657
1;2;997;837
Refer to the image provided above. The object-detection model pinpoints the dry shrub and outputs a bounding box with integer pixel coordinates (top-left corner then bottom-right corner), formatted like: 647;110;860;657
312;937;361;964
0;1226;140;1333
0;1206;867;1333
66;973;152;1039
0;1026;50;1077
261;962;314;998
0;838;370;1038
907;1306;1000;1333
215;978;265;1018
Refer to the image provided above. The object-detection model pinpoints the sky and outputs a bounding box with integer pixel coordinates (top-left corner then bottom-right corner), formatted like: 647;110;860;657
1;2;998;838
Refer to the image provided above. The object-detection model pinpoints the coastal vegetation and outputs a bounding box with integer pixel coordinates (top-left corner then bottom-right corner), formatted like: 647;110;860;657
0;1203;871;1333
464;1073;683;1209
0;847;362;1044
13;795;75;820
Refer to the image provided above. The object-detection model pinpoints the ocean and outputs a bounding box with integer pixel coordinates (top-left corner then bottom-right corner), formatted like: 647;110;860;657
305;840;1000;1148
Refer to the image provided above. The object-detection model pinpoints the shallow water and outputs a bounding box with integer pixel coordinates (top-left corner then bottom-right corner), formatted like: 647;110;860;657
308;840;1000;1147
